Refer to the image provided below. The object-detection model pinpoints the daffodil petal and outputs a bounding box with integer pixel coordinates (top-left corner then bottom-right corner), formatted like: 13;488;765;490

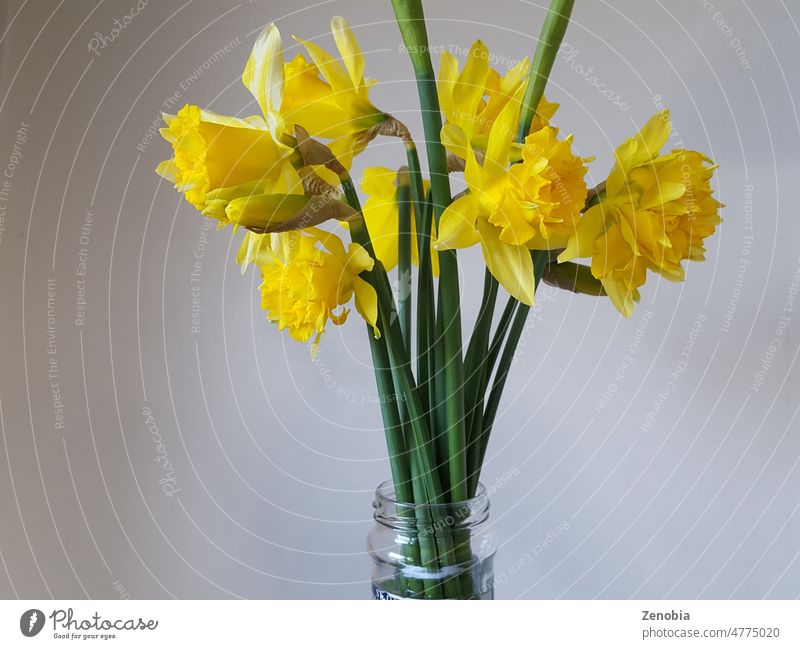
485;84;523;167
331;16;365;89
156;160;178;182
500;56;529;95
435;195;480;250
478;220;535;305
353;275;379;336
236;232;276;272
362;194;399;270
453;41;490;126
438;50;459;121
441;123;469;161
558;203;609;262
269;161;304;195
640;181;686;210
329;308;349;326
159;127;176;144
317;228;347;258
295;35;353;95
638;110;671;157
327;132;365;171
360;166;396;197
601;276;635;317
242;24;284;133
463;143;484;193
616;110;671;171
345;242;374;274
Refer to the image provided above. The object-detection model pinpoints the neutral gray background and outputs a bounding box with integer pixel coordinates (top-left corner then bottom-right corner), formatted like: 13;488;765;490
0;0;798;599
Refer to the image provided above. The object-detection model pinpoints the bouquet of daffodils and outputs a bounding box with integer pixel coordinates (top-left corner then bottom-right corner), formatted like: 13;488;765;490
157;0;721;598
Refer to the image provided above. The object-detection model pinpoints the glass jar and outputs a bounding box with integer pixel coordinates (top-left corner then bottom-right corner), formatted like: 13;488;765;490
367;480;497;600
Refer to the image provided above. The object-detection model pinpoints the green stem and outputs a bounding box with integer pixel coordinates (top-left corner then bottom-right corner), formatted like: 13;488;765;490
406;453;444;599
368;335;412;501
367;331;425;596
405;149;435;422
487;295;518;374
467;295;517;494
418;194;436;427
432;303;449;493
341;176;442;503
392;0;477;598
472;251;549;489
517;0;576;140
343;175;461;597
397;178;412;347
468;0;577;494
405;146;428;256
463;271;499;458
392;0;467;505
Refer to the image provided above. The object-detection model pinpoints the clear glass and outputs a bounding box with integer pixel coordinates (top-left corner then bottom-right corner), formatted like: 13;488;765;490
367;480;497;600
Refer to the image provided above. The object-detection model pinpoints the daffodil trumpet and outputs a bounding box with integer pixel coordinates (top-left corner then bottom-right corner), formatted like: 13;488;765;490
157;0;722;600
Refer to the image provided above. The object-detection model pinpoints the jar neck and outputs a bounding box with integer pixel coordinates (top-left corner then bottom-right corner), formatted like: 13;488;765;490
372;480;491;532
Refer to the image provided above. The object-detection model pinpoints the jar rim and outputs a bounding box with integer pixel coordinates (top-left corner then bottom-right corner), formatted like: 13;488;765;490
374;479;489;507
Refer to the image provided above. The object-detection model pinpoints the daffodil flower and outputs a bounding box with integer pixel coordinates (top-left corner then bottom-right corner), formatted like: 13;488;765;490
239;228;379;354
244;17;389;172
558;110;722;316
156;105;295;213
437;40;558;164
434;89;589;305
158;22;371;232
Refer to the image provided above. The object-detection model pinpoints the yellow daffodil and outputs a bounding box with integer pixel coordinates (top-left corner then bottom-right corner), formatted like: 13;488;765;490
434;90;589;305
558;110;722;316
240;228;378;354
158;22;369;232
505;125;591;250
156;105;293;212
438;40;558;162
243;17;388;171
360;167;439;275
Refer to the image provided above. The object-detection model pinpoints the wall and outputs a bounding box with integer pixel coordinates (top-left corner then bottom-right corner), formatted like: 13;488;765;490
0;0;797;599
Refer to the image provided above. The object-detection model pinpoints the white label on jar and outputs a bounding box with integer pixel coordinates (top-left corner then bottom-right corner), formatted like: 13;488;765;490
371;583;402;600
